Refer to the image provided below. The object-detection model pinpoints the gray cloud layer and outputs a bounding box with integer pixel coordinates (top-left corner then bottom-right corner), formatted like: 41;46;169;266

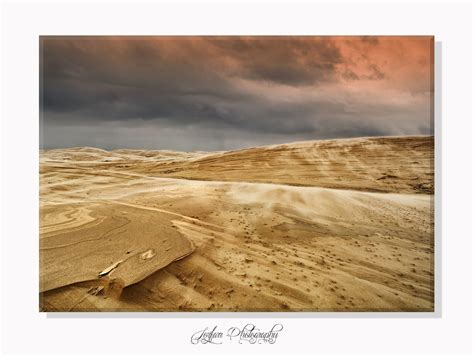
40;36;433;151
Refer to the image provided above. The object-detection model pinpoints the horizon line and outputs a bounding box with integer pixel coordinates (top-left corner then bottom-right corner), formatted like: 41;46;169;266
40;134;434;154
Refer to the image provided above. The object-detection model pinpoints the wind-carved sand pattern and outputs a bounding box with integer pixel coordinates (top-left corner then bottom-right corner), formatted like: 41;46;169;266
39;135;434;311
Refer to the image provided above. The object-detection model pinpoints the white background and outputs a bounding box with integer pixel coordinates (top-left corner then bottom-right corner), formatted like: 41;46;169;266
1;0;472;355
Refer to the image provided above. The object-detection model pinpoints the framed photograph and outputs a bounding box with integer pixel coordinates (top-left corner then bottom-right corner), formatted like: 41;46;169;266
1;0;472;354
38;35;435;313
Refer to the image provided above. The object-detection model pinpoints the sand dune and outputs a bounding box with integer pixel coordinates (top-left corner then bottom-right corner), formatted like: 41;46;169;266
43;135;433;194
39;136;434;311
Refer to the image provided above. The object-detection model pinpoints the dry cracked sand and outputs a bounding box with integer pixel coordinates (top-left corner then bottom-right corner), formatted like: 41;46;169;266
39;135;434;312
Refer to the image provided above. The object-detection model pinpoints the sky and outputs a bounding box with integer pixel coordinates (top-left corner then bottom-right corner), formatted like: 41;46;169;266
40;36;434;151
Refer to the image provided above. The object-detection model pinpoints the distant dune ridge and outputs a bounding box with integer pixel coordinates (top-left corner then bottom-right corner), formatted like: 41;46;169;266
40;136;434;311
43;135;434;193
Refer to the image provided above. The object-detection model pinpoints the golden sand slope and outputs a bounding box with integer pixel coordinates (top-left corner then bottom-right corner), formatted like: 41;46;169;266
39;136;434;311
64;135;433;194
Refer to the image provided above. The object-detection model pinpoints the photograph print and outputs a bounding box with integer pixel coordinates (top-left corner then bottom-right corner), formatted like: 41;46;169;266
39;36;434;312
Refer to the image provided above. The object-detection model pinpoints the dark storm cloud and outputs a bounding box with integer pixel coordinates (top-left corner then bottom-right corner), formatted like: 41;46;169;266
41;37;341;121
207;37;343;85
40;36;433;150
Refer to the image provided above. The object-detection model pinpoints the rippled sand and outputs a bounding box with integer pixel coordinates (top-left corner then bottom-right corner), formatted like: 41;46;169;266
40;136;434;311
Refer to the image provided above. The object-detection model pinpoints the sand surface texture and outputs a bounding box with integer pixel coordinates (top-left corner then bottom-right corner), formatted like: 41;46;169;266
40;136;434;311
